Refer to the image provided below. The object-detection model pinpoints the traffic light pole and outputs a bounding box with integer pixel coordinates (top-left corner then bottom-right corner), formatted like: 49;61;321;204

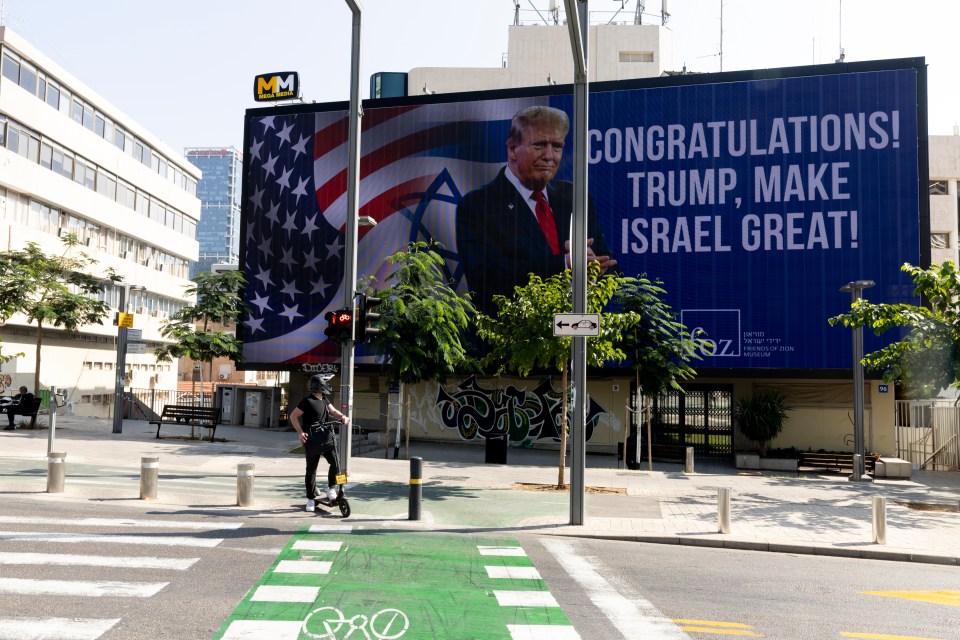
340;0;363;476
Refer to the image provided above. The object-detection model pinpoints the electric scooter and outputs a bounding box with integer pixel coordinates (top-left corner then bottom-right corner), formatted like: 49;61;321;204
312;422;351;518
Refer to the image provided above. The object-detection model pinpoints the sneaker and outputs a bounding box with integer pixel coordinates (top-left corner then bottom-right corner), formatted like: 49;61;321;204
305;499;315;511
326;487;338;502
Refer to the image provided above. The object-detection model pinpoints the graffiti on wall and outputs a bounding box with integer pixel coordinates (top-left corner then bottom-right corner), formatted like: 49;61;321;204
435;375;609;446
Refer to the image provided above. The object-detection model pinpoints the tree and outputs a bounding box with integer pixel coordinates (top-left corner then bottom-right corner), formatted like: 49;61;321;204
615;276;708;469
734;389;790;456
363;241;476;456
0;235;114;422
475;263;635;488
828;261;960;398
154;270;246;430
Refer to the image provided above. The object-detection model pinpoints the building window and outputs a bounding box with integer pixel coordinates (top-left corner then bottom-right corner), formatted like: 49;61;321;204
931;233;950;249
929;180;948;195
620;51;654;63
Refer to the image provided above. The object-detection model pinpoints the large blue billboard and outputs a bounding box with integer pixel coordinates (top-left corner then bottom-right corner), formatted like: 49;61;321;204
239;59;926;372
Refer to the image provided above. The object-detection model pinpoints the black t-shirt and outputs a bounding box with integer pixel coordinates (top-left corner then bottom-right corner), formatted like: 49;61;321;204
296;394;329;429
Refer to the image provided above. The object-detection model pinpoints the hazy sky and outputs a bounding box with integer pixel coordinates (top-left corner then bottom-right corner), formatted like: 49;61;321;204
3;1;957;153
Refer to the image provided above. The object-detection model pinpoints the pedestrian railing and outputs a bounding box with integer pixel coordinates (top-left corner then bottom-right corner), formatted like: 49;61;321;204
894;400;960;471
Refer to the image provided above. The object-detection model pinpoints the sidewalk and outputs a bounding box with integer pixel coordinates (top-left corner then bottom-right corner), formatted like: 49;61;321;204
1;415;958;565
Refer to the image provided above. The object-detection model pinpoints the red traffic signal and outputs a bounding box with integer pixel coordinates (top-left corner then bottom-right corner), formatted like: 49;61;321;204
323;308;354;342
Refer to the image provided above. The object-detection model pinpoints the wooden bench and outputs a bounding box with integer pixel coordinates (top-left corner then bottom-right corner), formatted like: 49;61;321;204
2;396;42;428
149;404;222;442
799;452;876;474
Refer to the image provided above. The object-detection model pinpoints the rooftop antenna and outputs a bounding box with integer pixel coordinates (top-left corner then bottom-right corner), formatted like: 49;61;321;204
835;0;845;63
635;1;645;25
513;0;520;26
662;0;670;25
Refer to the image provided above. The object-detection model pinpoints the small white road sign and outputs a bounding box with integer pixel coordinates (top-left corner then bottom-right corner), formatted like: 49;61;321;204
553;313;600;337
126;342;147;354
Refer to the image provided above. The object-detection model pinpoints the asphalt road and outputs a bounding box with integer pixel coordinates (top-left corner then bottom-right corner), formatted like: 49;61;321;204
525;536;960;640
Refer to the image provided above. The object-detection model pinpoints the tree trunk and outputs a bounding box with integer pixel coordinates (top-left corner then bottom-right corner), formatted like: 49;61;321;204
557;365;568;489
31;322;42;428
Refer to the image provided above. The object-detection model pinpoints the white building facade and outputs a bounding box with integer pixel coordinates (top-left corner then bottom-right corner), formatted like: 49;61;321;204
0;27;201;417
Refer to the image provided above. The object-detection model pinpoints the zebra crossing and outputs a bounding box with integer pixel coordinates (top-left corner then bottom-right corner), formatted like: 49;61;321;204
0;513;246;640
216;527;580;640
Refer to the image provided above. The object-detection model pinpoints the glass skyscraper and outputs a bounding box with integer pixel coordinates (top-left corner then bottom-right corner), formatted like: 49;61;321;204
185;147;242;278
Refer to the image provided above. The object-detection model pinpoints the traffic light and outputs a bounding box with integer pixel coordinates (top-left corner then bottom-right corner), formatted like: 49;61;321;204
323;308;354;342
356;293;382;344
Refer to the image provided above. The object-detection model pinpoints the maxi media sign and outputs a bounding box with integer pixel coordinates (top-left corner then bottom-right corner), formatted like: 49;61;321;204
239;59;926;373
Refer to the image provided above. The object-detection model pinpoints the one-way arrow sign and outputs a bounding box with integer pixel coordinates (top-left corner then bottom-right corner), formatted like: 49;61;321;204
553;313;600;337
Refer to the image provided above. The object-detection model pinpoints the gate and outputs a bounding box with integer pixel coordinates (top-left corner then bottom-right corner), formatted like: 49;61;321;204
652;385;734;459
894;400;960;471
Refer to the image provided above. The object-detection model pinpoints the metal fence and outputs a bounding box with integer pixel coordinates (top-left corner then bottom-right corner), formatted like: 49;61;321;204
894;400;960;471
125;388;214;421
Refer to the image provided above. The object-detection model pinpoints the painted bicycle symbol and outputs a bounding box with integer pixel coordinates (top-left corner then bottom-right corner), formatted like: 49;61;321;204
302;606;409;640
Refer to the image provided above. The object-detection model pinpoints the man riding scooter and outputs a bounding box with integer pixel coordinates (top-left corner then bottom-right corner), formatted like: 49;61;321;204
289;374;350;512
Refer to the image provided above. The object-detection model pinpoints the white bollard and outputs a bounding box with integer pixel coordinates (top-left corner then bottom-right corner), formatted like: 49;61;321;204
872;496;887;544
237;464;255;507
684;447;695;474
140;457;159;500
718;487;731;534
47;451;66;493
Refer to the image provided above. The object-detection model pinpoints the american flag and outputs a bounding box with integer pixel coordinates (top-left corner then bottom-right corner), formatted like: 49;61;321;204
240;97;547;366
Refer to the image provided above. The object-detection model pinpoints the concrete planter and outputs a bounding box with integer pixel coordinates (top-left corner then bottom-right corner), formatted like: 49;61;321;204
735;453;760;469
759;457;799;471
735;453;798;471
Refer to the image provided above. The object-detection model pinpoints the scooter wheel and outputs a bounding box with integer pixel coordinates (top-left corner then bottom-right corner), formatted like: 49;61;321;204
339;497;350;518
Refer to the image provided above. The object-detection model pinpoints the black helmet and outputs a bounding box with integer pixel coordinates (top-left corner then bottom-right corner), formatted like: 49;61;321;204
309;374;333;395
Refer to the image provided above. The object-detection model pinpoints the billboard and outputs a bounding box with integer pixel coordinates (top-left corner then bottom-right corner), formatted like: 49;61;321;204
239;59;926;372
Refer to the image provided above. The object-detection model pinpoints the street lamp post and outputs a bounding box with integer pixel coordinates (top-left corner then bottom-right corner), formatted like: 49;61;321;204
840;279;875;482
112;283;144;434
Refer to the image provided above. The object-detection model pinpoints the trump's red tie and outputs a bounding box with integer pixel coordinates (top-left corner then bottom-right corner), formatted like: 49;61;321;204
532;190;560;255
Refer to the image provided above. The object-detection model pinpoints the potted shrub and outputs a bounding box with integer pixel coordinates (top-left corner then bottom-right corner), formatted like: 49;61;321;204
735;389;790;457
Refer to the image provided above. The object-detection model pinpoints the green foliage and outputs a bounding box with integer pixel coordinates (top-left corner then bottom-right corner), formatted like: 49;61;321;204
614;275;708;395
0;235;113;393
475;262;631;376
154;270;247;367
828;261;960;397
364;241;476;384
735;389;790;455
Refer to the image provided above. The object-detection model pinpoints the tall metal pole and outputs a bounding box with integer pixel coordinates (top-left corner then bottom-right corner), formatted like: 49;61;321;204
565;0;589;526
340;0;363;475
112;283;129;434
840;280;875;482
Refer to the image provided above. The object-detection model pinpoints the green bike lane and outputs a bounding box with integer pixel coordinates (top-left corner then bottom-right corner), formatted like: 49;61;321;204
214;525;579;640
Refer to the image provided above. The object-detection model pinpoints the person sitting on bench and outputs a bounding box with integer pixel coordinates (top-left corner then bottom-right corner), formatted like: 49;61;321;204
5;386;35;430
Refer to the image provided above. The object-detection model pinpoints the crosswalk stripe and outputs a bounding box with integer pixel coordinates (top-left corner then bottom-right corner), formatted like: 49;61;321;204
542;538;691;640
274;560;332;574
308;524;353;533
250;585;320;602
0;516;242;530
292;540;343;551
0;617;120;640
507;624;582;639
478;545;527;556
0;577;168;598
220;620;302;640
494;590;560;607
0;530;222;547
0;552;198;570
486;566;542;580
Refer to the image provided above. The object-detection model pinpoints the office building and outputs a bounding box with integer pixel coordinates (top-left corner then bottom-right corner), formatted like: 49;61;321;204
185;147;242;278
0;27;201;417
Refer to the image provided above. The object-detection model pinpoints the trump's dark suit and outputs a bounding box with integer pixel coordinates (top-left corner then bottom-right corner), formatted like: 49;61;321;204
455;168;614;315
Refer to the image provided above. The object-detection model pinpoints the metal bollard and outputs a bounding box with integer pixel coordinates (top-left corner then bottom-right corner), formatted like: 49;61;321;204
872;496;887;544
684;447;695;474
140;457;159;500
237;463;255;507
718;487;731;534
409;456;422;521
47;451;66;493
